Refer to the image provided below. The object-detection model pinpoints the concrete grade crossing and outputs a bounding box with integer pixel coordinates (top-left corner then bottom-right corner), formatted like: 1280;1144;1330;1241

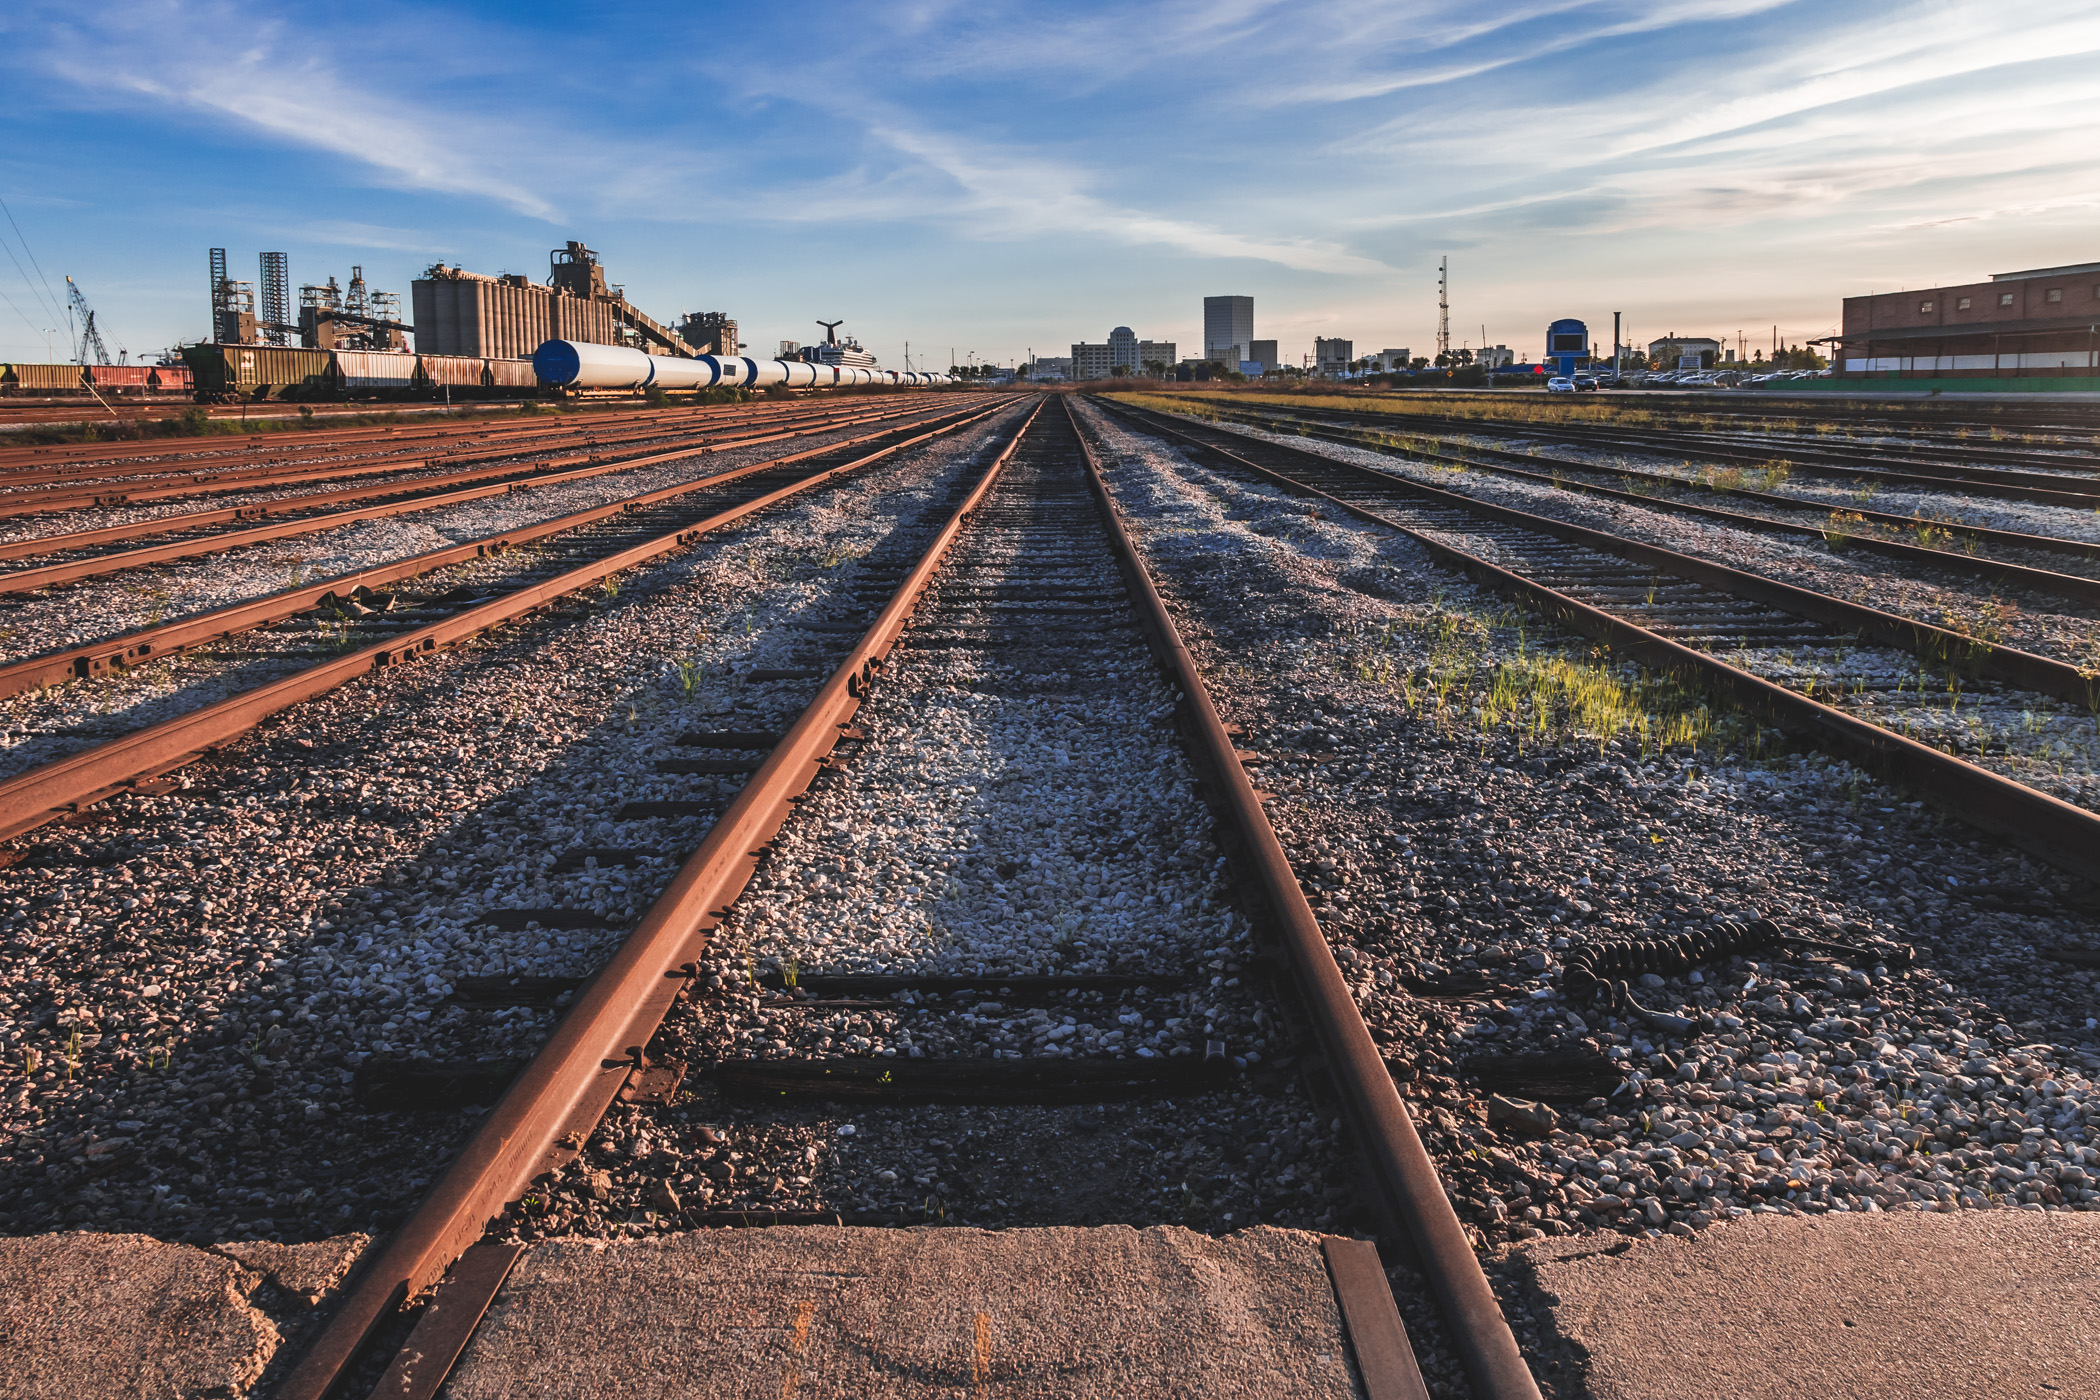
0;1224;1391;1399
7;1156;2100;1397
445;1224;1370;1400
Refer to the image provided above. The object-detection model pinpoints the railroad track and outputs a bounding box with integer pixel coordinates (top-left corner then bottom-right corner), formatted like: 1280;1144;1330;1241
1165;397;2100;601
0;400;1013;840
1093;398;2100;876
262;395;1538;1400
1363;392;2100;463
0;403;995;702
0;396;824;475
1200;396;2100;508
0;398;970;594
0;398;879;509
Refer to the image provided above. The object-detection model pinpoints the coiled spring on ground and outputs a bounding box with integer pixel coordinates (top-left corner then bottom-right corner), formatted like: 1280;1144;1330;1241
1564;917;1913;1024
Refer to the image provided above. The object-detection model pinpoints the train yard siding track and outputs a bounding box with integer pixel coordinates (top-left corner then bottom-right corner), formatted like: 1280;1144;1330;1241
0;397;820;475
1118;402;2100;697
0;399;955;594
0;402;1008;844
1184;396;2100;508
1182;399;2100;588
1316;394;2100;478
0;398;895;519
0;401;989;700
1096;399;2100;879
271;396;1531;1400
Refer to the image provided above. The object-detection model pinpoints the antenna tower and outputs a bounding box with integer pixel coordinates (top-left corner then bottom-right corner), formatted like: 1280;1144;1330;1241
1436;256;1450;363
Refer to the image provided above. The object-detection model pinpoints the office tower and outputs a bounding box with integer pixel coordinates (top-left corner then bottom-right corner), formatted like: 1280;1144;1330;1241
1204;295;1253;364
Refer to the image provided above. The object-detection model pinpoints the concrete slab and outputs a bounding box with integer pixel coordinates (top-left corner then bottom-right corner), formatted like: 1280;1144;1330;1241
444;1224;1367;1399
216;1233;370;1308
1513;1212;2100;1399
0;1231;371;1400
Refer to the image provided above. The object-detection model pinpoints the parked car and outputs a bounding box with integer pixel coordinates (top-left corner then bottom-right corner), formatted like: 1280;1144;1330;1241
1572;374;1599;391
1547;376;1575;394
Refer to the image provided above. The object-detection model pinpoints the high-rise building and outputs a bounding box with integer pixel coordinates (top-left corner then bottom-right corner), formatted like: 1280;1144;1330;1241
1250;339;1278;372
1204;295;1254;365
1109;326;1139;370
1314;337;1355;375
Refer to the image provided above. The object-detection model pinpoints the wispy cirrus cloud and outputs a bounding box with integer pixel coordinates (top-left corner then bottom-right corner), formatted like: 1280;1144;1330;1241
746;119;1394;276
17;3;566;218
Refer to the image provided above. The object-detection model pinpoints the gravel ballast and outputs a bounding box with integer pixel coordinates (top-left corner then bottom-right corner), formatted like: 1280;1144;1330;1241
0;403;1020;1248
1076;398;2100;1391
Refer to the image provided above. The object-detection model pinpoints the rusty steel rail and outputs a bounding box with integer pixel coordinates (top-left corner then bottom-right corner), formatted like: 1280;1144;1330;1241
1100;400;2100;880
0;398;928;564
0;404;988;699
1201;399;2100;574
271;398;1046;1400
0;401;966;598
1069;399;1542;1400
0;402;1009;845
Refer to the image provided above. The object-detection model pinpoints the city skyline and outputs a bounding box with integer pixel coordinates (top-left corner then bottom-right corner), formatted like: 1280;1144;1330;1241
3;4;2097;365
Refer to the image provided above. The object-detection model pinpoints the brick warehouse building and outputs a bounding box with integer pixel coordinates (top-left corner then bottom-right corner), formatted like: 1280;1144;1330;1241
1836;261;2100;386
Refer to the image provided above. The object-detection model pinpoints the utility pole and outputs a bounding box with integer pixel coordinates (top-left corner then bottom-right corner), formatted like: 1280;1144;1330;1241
1613;311;1622;375
1436;256;1450;363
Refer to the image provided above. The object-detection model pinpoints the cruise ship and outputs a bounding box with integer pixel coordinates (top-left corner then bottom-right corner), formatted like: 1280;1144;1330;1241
801;319;879;370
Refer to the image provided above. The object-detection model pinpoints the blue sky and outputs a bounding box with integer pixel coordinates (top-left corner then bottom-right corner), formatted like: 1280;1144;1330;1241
2;1;2096;368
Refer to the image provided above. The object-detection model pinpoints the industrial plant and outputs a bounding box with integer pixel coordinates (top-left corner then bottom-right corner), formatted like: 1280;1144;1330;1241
0;238;962;402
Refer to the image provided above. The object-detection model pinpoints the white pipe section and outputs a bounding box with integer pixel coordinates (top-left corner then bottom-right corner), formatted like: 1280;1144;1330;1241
532;341;955;390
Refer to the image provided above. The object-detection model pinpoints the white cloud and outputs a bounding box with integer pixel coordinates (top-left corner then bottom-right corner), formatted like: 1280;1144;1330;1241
24;4;564;218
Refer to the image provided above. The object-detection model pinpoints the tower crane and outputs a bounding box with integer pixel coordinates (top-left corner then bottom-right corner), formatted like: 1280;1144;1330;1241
65;276;112;365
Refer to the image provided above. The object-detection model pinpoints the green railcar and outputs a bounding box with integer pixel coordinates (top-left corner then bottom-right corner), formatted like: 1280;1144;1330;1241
179;343;338;402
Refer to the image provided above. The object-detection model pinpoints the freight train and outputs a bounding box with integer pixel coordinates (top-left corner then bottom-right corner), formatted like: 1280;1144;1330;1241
530;340;955;391
177;344;540;403
7;338;954;404
0;362;194;395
